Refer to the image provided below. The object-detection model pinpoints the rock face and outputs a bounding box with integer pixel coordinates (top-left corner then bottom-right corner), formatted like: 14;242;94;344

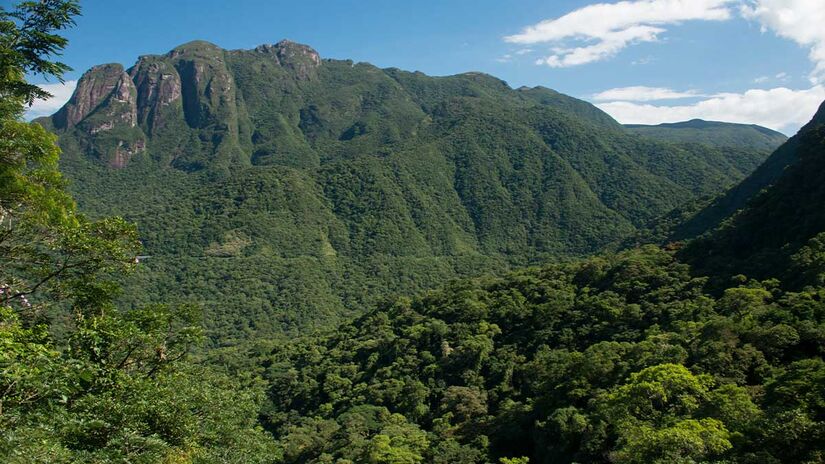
53;63;146;168
54;64;138;129
255;39;321;80
48;40;325;169
130;57;182;134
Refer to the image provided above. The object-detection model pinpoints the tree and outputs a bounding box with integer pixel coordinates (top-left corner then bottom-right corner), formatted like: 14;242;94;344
0;2;278;462
602;364;734;463
1;0;138;316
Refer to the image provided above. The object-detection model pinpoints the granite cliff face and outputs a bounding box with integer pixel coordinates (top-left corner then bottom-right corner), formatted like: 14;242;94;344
49;39;322;170
51;63;145;168
54;63;136;129
129;56;182;134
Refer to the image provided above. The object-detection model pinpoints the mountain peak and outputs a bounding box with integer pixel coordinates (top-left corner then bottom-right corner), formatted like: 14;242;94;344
255;39;320;62
624;119;787;152
253;39;320;79
168;40;222;56
53;62;135;130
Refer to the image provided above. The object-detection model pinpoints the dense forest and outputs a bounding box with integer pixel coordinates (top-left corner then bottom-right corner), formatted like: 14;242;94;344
2;1;823;463
37;28;780;343
244;245;824;463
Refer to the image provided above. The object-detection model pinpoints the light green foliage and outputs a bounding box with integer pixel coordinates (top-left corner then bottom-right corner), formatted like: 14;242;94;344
611;418;732;464
499;458;530;464
605;364;714;423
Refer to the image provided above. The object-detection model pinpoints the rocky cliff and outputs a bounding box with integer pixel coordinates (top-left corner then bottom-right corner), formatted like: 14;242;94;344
48;39;323;170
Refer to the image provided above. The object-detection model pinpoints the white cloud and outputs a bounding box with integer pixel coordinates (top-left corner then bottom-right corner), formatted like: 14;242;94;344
753;75;770;83
595;85;825;134
505;0;736;67
592;86;704;101
741;0;825;83
515;48;534;55
24;80;76;120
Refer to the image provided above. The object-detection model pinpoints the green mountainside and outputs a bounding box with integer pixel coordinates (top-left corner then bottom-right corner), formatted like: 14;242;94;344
43;40;771;342
224;103;825;464
5;5;824;462
682;101;825;283
625;119;787;152
622;116;810;248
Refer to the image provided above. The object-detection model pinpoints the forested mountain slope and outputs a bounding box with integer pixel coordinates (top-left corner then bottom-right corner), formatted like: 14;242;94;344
682;101;825;283
41;40;771;341
623;110;818;248
625;119;787;152
224;103;825;464
8;3;823;463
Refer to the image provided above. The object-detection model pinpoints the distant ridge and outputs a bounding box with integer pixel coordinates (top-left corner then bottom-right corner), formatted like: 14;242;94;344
625;118;787;152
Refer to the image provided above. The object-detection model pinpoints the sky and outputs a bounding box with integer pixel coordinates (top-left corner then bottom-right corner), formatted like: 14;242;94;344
16;0;825;135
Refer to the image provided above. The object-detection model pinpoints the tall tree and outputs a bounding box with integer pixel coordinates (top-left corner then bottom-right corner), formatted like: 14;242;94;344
0;3;278;462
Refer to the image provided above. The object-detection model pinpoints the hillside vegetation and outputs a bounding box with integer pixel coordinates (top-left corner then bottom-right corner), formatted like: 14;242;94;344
44;40;772;342
683;102;825;284
625;119;787;152
237;246;825;464
4;2;824;463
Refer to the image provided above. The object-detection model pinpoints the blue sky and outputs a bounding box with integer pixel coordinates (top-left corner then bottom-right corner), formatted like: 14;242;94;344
20;0;825;134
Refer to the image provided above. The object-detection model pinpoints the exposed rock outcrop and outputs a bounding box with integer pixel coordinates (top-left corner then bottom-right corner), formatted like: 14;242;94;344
130;57;182;134
54;64;138;130
51;63;146;169
48;39;326;169
255;39;321;80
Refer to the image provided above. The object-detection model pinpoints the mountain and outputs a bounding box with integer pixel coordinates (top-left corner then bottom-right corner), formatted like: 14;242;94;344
234;103;825;464
623;115;814;249
40;40;772;342
681;101;825;283
625;119;787;152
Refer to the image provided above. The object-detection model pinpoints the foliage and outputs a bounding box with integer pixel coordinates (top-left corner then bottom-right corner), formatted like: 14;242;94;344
44;40;773;343
0;0;80;113
0;3;276;462
213;246;825;463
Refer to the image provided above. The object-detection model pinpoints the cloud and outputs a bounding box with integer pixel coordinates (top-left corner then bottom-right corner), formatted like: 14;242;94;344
595;85;825;134
505;0;736;67
592;86;704;101
753;76;770;83
24;80;76;120
741;0;825;83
